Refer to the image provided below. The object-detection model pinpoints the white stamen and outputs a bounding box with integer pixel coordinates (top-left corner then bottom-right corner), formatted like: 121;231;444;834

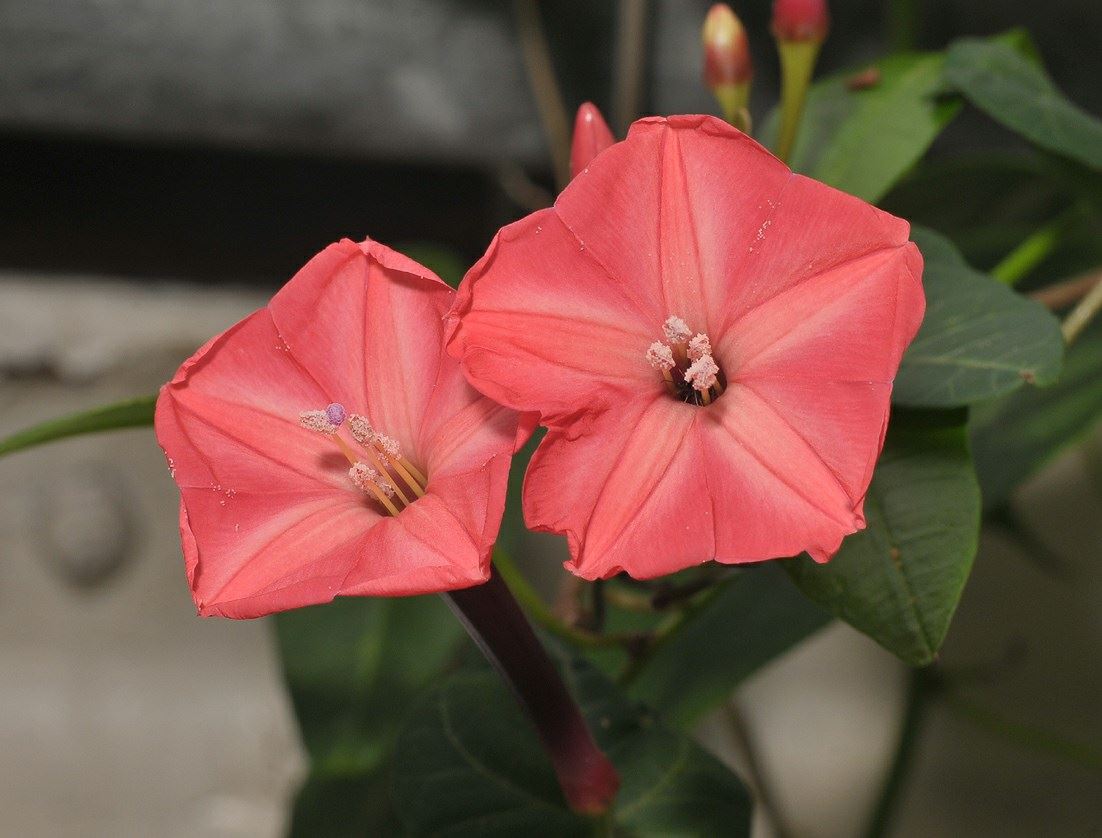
375;433;401;459
688;333;712;361
348;462;378;491
646;341;676;371
348;414;375;445
348;462;396;498
299;410;337;434
685;354;720;391
663;315;692;344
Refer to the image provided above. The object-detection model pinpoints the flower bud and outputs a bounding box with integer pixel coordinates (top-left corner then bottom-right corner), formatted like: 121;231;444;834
570;102;615;180
702;4;752;129
771;0;829;44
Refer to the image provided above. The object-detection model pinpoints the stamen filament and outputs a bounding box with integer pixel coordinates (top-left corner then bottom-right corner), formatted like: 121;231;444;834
354;438;422;504
365;481;401;516
401;457;428;488
333;436;359;466
387;455;426;498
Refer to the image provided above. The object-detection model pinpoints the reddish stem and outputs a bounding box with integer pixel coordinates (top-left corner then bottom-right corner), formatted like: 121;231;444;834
444;568;621;814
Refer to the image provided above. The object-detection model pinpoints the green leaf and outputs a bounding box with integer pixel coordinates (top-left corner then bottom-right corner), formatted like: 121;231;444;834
971;317;1102;509
275;596;464;836
396;242;468;289
627;565;829;728
944;38;1102;172
785;413;980;665
760;52;961;203
0;394;156;457
893;227;1064;407
392;661;753;837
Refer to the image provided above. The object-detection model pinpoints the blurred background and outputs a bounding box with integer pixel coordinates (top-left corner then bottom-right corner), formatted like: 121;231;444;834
1;1;1101;835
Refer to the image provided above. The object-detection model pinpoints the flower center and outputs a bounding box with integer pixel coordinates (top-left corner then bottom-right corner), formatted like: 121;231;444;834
646;315;726;406
298;403;428;516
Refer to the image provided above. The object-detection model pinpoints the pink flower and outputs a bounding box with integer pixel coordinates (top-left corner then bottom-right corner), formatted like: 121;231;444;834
447;115;924;580
156;239;522;617
570;102;615;181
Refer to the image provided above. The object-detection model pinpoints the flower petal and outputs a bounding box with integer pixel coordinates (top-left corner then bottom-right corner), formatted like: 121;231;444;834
157;309;344;495
268;238;454;456
447;210;660;417
524;397;714;579
698;388;866;564
718;243;924;384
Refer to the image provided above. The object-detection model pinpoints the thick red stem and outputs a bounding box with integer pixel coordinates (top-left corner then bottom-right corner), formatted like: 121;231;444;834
444;567;620;814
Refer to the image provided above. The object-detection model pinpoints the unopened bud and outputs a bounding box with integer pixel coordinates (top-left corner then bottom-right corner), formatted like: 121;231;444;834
771;0;829;43
570;102;615;180
702;5;752;130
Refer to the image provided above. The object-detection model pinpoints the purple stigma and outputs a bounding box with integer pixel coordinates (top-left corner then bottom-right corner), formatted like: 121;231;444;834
325;403;347;427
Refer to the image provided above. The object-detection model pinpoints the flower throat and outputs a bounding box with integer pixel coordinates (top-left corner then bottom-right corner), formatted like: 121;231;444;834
646;315;726;406
298;403;427;516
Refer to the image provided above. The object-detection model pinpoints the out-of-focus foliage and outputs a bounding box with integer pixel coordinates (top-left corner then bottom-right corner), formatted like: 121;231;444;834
894;228;1063;407
391;661;753;837
786;413;979;665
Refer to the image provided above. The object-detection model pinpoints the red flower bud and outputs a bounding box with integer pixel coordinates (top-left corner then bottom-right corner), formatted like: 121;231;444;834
570;102;615;180
702;4;752;90
772;0;829;43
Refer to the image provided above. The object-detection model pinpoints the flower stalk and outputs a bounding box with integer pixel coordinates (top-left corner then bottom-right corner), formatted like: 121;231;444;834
444;567;621;815
772;0;830;163
702;4;753;132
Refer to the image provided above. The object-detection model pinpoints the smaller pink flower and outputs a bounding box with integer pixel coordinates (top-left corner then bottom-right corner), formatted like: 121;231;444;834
156;239;522;617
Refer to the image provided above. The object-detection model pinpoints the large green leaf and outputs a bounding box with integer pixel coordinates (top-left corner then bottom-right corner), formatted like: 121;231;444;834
971;317;1102;509
0;394;156;457
627;565;829;728
894;227;1064;407
391;661;753;837
760;52;961;203
276;595;464;836
944;38;1102;171
785;413;980;665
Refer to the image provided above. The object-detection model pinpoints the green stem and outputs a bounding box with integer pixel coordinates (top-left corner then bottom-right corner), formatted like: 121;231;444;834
775;40;821;165
991;210;1077;286
617;582;726;684
1061;271;1102;345
492;551;637;650
0;394;157;458
944;690;1102;772
864;668;932;838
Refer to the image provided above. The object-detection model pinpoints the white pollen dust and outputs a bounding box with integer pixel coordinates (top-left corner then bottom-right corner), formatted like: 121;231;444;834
687;333;712;361
646;341;675;371
663;315;691;344
299;410;338;434
685;354;720;391
348;414;374;445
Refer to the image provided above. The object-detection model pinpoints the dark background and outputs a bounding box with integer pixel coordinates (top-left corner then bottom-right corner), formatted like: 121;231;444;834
1;0;1099;285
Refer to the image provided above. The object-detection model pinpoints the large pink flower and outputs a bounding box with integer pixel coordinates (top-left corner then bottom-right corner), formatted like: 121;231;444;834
156;239;521;617
447;115;924;580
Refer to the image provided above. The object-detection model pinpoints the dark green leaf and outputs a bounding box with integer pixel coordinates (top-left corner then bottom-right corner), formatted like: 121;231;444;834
971;317;1102;508
396;242;468;289
392;661;752;837
627;565;829;728
0;394;156;457
760;52;961;203
880;153;1067;270
276;596;464;836
894;228;1064;407
944;38;1102;171
785;413;980;665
